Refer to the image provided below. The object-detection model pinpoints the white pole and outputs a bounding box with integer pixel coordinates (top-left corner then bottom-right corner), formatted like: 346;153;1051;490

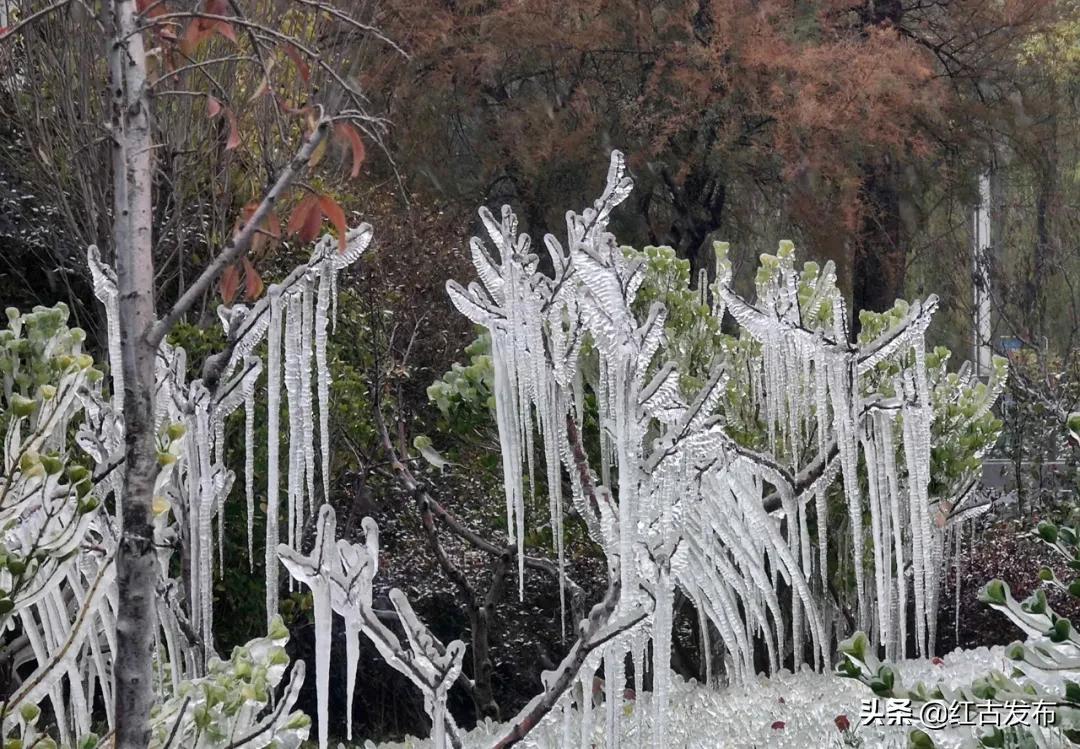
974;173;993;376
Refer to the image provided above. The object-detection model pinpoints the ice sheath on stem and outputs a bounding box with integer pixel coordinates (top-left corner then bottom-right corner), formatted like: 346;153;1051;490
435;149;1002;747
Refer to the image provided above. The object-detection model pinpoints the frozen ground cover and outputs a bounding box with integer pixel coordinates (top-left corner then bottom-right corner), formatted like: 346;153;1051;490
363;646;1069;749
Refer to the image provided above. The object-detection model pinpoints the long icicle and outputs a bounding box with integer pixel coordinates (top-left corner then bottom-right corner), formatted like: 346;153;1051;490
265;287;283;622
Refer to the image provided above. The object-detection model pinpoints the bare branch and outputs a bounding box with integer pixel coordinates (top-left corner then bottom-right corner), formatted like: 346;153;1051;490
373;408;588;615
291;0;408;58
491;581;647;748
0;0;73;41
149;115;330;345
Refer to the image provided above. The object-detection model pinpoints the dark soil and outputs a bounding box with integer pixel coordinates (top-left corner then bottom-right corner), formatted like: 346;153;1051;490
936;516;1080;654
285;459;609;744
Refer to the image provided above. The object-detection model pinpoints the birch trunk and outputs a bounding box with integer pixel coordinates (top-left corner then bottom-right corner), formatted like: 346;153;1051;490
108;0;160;745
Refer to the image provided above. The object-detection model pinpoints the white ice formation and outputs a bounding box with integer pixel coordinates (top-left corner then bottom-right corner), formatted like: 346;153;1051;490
437;151;1005;746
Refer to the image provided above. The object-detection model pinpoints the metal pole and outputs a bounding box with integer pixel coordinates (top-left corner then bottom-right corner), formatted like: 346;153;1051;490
973;173;993;376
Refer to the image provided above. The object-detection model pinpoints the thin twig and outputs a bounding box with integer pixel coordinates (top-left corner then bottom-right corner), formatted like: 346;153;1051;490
0;0;73;41
149;113;330;344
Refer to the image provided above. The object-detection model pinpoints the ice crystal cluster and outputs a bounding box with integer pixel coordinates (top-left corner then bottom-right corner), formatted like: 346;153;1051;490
0;304;116;747
372;645;1027;749
840;514;1080;747
89;227;370;660
0;227;368;748
279;505;466;749
0;150;1008;749
431;151;1003;747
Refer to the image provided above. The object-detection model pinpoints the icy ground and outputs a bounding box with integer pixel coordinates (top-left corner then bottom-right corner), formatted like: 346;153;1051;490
362;645;1073;748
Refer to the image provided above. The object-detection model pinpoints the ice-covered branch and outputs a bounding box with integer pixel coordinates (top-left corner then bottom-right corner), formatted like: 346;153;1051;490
490;580;647;748
279;504;465;749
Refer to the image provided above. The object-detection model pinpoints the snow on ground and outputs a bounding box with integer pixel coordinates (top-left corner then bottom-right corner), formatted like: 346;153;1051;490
363;645;1074;748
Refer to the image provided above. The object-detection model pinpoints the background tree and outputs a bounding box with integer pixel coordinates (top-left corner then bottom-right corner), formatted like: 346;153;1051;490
369;0;1056;325
3;0;391;744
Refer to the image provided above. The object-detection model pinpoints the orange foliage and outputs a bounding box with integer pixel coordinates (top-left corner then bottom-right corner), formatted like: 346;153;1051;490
374;0;1052;248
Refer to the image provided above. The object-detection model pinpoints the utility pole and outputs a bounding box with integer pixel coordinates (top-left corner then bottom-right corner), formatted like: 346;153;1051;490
973;172;993;377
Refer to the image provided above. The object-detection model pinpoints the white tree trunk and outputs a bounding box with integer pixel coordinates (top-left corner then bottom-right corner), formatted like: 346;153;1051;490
108;0;160;745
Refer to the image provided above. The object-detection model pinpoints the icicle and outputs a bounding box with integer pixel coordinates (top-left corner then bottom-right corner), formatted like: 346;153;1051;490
605;644;624;749
265;287;283;622
300;279;317;517
489;335;526;598
782;492;803;669
315;261;333;506
245;387;255;571
560;696;574;748
578;660;597;749
284;293;303;571
217;493;225;579
313;568;332;749
880;410;908;659
632;633;645;748
652;572;673;748
196;397;215;658
345;622;359;742
87;246;124;416
827;353;866;631
954;520;962;647
696;592;711;686
901;373;930;656
863;426;889;650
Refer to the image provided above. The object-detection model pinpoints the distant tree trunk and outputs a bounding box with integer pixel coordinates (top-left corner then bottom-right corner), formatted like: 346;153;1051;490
852;0;907;330
854;159;907;325
658;165;726;287
108;0;160;745
1032;157;1057;340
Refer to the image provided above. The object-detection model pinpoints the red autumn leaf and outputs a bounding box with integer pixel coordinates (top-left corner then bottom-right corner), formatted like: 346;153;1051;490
242;256;264;300
157;22;179;43
206;95;222;118
287;194;323;244
179;1;231;55
264;210;282;241
335;122;366;179
281;43;311;83
835;715;851;733
318;195;348;253
236;201;278;255
136;0;168;19
274;97;308;117
219;263;240;305
224;108;240;150
771;721;785;730
237;201;258;226
211;20;237;44
179;20;209;56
